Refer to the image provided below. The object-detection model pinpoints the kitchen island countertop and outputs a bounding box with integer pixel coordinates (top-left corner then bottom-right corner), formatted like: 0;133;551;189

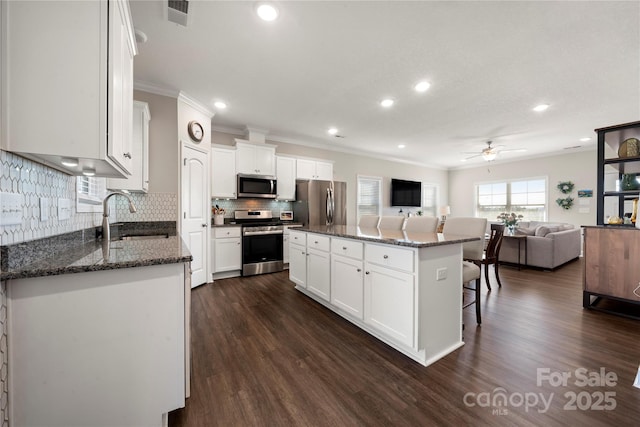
298;225;480;248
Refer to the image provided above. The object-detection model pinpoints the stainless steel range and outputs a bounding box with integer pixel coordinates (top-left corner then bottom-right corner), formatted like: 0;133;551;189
235;210;284;276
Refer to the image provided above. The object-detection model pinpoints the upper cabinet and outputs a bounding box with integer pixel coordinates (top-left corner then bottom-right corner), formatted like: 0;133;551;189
107;101;150;192
211;146;237;199
296;159;333;181
235;140;276;176
275;156;296;201
595;121;640;225
1;0;137;177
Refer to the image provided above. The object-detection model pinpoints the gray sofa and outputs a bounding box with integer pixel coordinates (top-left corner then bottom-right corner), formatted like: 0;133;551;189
498;221;581;269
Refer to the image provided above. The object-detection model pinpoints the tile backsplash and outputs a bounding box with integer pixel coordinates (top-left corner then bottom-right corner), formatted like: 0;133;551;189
0;150;102;246
0;150;179;246
212;199;293;218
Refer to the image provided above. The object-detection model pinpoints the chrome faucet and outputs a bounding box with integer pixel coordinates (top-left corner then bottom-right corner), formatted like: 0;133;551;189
101;191;137;258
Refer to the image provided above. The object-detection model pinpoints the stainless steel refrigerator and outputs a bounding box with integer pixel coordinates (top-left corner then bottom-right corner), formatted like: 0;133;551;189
293;180;347;227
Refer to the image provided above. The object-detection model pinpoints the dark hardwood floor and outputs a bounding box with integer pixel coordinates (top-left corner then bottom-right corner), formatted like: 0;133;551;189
171;259;640;426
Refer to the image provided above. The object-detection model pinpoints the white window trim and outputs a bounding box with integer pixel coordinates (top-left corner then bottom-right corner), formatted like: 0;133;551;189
356;175;382;219
474;175;548;221
76;176;106;213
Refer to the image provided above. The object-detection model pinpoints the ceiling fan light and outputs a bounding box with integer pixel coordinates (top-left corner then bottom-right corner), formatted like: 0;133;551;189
482;151;497;161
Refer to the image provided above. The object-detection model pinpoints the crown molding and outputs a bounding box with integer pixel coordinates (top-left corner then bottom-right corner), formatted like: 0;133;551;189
178;92;215;118
133;80;179;98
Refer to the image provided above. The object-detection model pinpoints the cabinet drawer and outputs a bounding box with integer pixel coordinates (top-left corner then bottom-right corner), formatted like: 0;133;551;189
365;244;414;273
331;238;363;260
214;227;241;238
289;230;307;246
307;234;330;252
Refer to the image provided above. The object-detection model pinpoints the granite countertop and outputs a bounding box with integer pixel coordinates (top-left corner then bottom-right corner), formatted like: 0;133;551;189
1;222;192;281
298;225;480;248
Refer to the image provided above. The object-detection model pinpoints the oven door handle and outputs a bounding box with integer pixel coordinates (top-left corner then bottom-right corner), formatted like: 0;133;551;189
243;230;284;236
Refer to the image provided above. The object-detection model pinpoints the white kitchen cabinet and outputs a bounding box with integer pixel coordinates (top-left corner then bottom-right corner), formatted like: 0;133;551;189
107;101;150;192
211;146;237;199
235;140;276;175
1;0;137;177
289;230;307;286
296;159;333;181
7;263;187;426
213;227;242;273
306;247;331;301
364;262;415;348
283;234;290;264
331;255;364;319
276;156;297;200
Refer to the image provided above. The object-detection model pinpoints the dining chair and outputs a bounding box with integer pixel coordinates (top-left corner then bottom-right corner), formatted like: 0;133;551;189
378;216;405;230
358;215;380;228
443;217;488;324
404;216;439;233
472;223;505;291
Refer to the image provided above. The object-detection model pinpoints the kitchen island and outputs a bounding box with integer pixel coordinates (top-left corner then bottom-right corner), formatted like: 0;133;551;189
289;225;480;366
0;223;191;427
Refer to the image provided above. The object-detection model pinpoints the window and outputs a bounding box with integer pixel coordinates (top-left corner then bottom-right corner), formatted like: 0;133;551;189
76;177;106;213
476;178;546;221
357;175;382;219
421;183;439;217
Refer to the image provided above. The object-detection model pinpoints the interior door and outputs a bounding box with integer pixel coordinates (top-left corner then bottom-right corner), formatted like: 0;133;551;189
181;143;209;287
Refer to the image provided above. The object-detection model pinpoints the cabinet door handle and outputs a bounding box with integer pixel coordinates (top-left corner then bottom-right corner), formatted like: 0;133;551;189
301;251;305;255
314;241;319;244
383;255;389;259
357;268;362;272
202;223;207;228
123;152;132;159
365;271;370;275
342;246;347;250
237;242;240;245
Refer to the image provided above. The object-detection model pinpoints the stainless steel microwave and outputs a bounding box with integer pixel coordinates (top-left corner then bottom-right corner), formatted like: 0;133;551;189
237;174;278;199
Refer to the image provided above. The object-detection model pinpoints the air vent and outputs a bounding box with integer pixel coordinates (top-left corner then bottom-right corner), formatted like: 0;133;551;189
168;0;189;26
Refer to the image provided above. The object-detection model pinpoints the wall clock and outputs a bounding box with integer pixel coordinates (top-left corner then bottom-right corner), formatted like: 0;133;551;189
187;120;204;143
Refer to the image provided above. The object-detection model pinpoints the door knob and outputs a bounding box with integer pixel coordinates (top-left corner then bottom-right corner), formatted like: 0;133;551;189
202;223;207;227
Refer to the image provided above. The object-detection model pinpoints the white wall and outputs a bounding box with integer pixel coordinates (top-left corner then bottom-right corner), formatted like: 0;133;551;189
211;131;449;226
448;149;597;227
133;90;179;194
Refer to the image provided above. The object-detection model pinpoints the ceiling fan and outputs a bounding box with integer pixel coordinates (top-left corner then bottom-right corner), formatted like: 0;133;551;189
463;140;526;162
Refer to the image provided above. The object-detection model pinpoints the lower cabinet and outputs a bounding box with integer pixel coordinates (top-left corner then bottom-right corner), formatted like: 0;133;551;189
306;247;331;301
331;255;364;319
213;227;242;274
364;262;415;348
289;243;307;287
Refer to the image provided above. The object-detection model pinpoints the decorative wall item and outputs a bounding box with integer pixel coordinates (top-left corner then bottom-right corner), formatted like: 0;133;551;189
557;181;575;194
556;197;574;210
577;189;593;198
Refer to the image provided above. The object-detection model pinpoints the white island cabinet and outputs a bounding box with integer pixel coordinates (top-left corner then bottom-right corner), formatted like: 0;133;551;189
7;263;188;427
290;226;473;367
1;0;137;177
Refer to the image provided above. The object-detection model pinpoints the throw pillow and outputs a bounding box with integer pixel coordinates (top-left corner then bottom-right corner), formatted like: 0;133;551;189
515;227;535;236
534;225;560;237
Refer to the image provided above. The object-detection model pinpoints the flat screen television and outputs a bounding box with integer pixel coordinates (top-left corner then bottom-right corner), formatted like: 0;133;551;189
391;179;421;207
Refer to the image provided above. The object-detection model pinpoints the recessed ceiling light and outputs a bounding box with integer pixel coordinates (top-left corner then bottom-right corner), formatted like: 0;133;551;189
580;137;591;142
328;128;338;135
533;104;550;112
61;157;79;167
414;81;431;92
398;144;406;149
380;98;394;108
214;101;227;109
256;3;279;21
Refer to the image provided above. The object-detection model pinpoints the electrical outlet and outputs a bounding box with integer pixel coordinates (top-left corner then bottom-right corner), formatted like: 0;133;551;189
436;267;447;281
39;197;49;221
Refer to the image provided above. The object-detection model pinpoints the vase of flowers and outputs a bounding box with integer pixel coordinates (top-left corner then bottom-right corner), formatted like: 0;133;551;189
497;212;523;235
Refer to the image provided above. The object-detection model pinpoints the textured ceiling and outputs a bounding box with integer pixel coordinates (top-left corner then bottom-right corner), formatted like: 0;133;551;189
129;1;640;169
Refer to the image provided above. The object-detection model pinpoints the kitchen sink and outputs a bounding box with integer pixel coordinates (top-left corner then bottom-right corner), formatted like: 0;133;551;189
118;234;170;241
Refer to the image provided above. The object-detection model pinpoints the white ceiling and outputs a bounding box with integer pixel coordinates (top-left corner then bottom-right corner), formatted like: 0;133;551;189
129;1;640;169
